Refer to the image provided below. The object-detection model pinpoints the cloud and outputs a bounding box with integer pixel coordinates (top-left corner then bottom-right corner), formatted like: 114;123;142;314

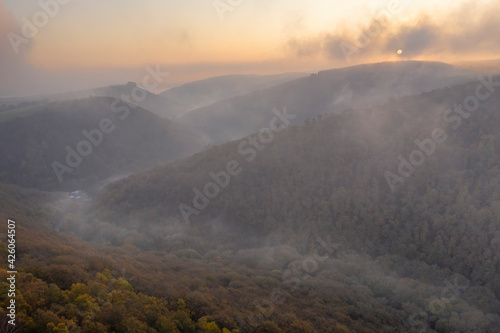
0;3;42;96
287;37;324;58
287;0;500;63
0;3;128;97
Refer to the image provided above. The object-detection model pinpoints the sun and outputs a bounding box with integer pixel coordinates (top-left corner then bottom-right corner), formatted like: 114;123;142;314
397;49;403;55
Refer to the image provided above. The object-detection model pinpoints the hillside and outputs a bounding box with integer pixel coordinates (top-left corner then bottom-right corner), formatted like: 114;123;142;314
0;97;205;191
2;64;500;333
178;61;475;143
3;0;500;330
1;73;309;121
0;184;244;332
161;73;309;113
48;82;185;119
0;82;184;120
94;76;500;331
0;180;478;332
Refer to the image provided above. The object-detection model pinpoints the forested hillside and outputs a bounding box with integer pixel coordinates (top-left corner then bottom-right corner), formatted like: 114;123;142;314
53;82;186;119
0;97;205;191
0;184;429;333
178;61;475;143
2;66;500;333
93;76;500;332
0;184;244;332
2;0;499;330
161;73;309;113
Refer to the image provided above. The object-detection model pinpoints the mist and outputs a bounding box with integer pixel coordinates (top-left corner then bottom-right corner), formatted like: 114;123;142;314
1;0;500;332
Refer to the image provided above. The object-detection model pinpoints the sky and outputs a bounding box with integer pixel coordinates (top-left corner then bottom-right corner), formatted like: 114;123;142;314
1;0;499;96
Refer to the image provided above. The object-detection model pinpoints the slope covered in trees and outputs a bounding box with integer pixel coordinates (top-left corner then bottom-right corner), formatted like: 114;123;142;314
3;68;500;333
161;73;309;113
0;183;433;333
55;82;186;120
94;75;500;331
0;97;205;191
178;61;475;143
1;82;185;120
0;184;244;332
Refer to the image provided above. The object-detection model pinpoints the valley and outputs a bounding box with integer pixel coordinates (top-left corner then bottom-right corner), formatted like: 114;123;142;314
1;61;500;332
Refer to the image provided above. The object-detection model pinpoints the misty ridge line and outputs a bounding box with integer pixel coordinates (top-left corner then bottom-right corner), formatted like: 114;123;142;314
6;0;72;54
1;60;470;192
385;74;500;192
179;106;296;224
51;65;169;183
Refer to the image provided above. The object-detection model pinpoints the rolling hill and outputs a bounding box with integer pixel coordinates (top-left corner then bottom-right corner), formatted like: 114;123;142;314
178;61;476;143
161;73;309;113
0;181;426;332
0;82;184;120
94;75;500;331
46;82;185;119
0;97;205;191
3;62;500;333
0;184;244;332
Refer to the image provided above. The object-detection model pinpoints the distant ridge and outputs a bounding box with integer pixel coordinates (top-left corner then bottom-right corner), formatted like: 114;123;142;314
178;61;476;143
0;97;205;190
161;72;309;112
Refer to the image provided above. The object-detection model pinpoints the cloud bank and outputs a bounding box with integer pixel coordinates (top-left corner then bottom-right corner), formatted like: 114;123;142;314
0;2;39;96
287;1;500;63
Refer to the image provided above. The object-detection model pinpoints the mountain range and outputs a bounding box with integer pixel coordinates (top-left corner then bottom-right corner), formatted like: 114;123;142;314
177;61;476;143
0;97;204;191
2;60;500;332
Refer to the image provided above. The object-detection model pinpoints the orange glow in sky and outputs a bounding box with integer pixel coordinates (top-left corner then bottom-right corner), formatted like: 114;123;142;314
1;0;499;95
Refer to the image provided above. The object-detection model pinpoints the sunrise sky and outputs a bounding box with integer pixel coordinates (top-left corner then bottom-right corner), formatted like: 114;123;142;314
1;0;499;96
